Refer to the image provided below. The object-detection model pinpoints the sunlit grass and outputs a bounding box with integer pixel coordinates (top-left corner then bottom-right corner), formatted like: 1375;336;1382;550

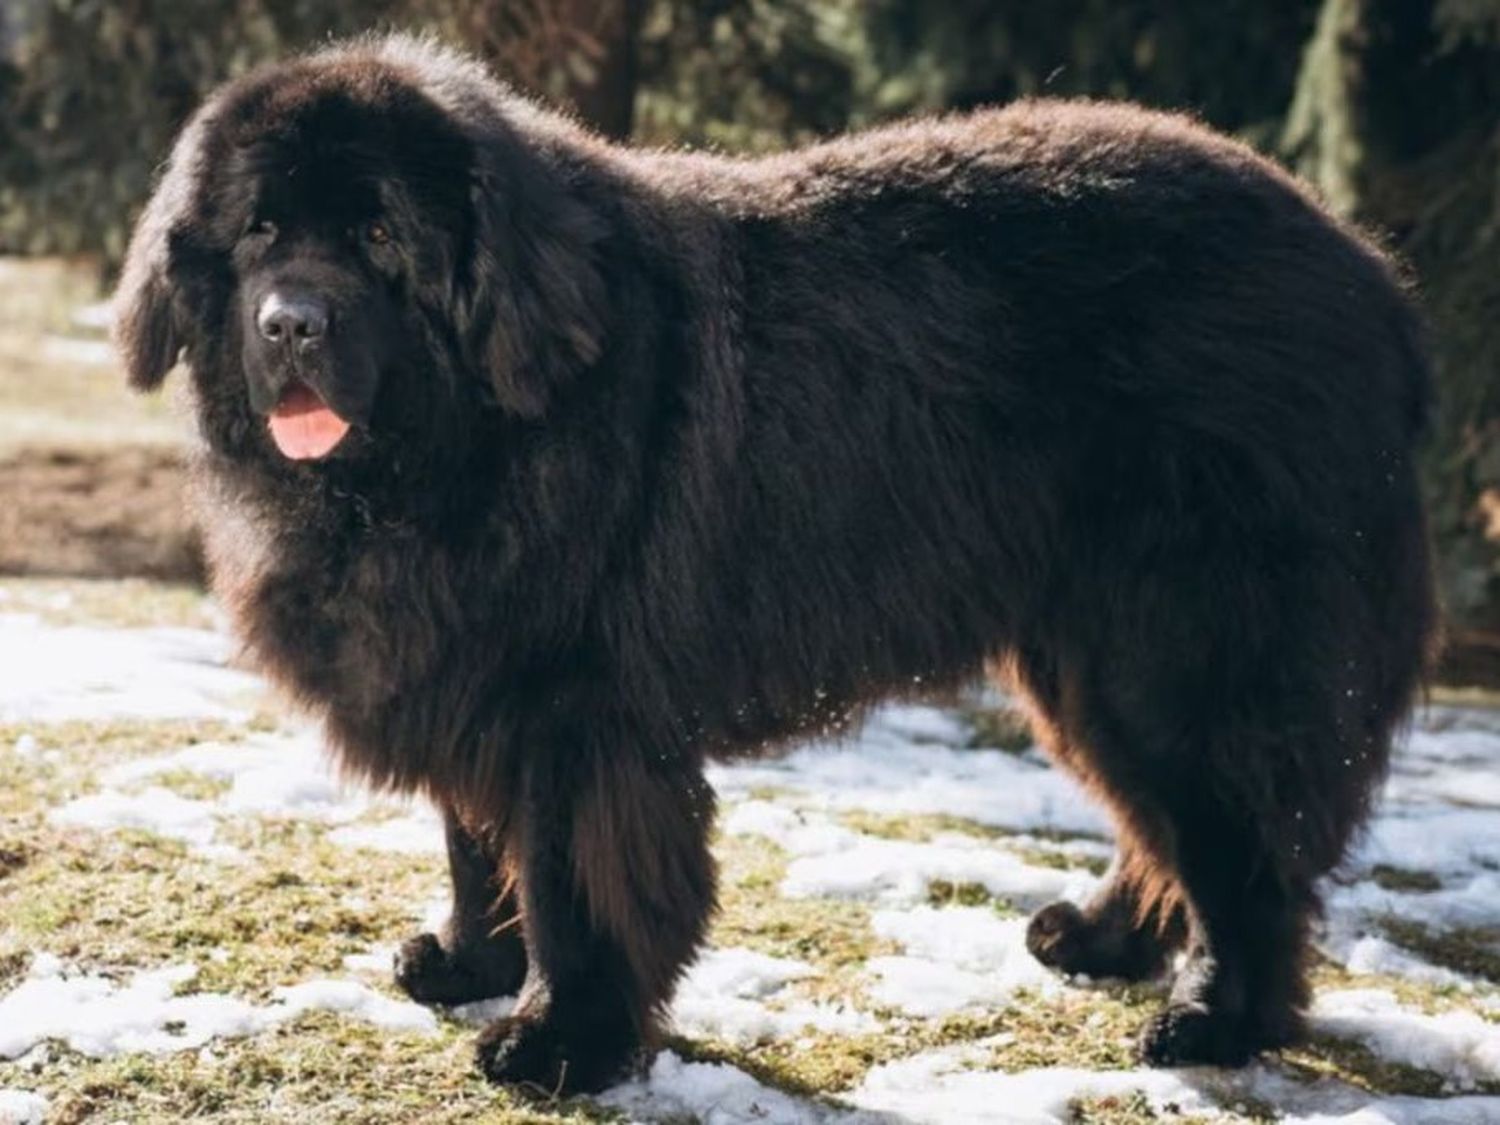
0;256;183;451
0;698;1490;1120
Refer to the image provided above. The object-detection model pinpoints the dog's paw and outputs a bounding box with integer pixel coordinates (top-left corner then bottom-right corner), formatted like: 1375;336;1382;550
1025;900;1169;982
392;931;525;1006
474;1014;639;1095
1025;901;1089;970
1137;1003;1255;1068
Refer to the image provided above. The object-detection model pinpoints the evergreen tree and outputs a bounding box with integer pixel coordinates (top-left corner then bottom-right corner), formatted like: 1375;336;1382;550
1284;0;1500;636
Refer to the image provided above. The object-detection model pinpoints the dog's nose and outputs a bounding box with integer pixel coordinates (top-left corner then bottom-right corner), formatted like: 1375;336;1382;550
257;293;329;345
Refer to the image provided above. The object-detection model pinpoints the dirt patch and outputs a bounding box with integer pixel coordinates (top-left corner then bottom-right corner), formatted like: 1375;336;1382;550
0;445;203;584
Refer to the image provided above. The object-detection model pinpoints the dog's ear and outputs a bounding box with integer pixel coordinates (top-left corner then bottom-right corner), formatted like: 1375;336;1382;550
113;255;181;392
463;142;609;417
112;111;215;391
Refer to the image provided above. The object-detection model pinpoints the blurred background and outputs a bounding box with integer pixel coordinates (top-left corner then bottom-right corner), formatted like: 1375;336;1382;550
0;0;1496;683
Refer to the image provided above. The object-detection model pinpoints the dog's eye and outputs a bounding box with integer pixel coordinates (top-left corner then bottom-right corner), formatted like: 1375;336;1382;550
364;222;392;246
247;218;277;238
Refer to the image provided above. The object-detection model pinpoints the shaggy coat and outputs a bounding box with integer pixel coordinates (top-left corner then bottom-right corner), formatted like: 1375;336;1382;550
114;35;1437;1092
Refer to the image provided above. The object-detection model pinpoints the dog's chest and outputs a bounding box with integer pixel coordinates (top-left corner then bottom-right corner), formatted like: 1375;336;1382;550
199;492;443;701
303;533;462;702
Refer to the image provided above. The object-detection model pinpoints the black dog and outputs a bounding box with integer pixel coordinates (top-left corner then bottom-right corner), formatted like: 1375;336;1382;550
114;35;1437;1093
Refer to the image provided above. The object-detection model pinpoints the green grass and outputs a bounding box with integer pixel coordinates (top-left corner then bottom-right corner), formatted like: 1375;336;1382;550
1369;865;1444;893
0;821;440;996
1309;957;1500;1018
5;759;1487;1122
1378;917;1500;986
0;257;181;452
838;808;1109;877
0;577;216;629
712;830;894;978
145;768;235;802
0;716;253;814
1069;1089;1233;1124
32;1020;620;1125
0;673;1491;1120
1284;1032;1500;1099
925;879;1007;909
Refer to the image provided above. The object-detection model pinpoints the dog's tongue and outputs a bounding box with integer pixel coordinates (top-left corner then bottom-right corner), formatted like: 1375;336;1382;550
268;383;350;460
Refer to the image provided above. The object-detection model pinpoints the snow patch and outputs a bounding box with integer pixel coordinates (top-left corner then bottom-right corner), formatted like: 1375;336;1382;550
719;798;809;840
671;947;873;1044
866;907;1061;1016
1311;989;1500;1092
72;301;114;331
54;731;442;854
0;614;261;723
1285;1094;1500;1123
271;979;437;1034
103;733;371;823
852;1042;1219;1124
40;335;116;366
1328;871;1500;936
708;704;1109;839
327;813;443;854
448;995;517;1025
1324;932;1478;991
341;946;398;975
0;1090;48;1125
604;1050;874;1124
0;961;435;1061
720;802;863;858
781;832;1096;908
50;786;219;847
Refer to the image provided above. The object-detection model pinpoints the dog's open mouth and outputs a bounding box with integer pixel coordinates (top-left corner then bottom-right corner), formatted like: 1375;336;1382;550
268;381;351;461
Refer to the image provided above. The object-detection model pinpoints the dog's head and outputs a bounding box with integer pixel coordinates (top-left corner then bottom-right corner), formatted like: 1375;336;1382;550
114;37;608;465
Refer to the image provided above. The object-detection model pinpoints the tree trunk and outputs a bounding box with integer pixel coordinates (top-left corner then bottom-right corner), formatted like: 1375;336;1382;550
564;0;643;139
457;0;645;138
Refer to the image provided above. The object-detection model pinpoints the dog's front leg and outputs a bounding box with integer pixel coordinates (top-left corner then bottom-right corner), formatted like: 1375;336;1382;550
394;804;528;1005
475;741;716;1094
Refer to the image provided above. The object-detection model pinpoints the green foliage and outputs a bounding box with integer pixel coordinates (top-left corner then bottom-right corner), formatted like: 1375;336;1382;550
630;1;1317;152
1283;0;1500;628
853;0;1316;142
635;1;862;151
1437;0;1500;45
0;0;405;263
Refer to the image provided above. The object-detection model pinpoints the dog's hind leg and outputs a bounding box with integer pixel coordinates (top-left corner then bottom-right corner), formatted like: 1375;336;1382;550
1012;544;1407;1065
1134;778;1322;1066
1064;566;1402;1066
1031;665;1333;1065
475;742;716;1094
1026;839;1185;982
394;805;528;1005
1002;654;1186;983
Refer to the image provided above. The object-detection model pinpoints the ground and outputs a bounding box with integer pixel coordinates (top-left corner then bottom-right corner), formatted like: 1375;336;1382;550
1;258;1499;1123
0;259;198;585
2;584;1499;1125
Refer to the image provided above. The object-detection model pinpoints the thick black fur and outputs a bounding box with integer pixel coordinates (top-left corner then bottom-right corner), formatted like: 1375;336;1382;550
114;35;1438;1093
